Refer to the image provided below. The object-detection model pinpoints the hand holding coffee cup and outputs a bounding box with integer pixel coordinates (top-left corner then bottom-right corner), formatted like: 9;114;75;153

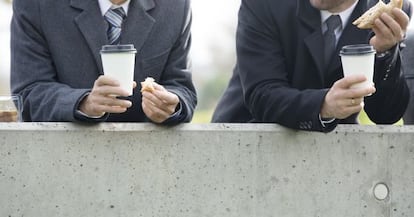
340;44;376;90
320;45;377;120
78;44;137;117
78;76;135;117
321;75;376;120
100;44;137;96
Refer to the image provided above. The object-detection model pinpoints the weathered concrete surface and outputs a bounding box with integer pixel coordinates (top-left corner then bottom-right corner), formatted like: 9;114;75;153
0;123;413;217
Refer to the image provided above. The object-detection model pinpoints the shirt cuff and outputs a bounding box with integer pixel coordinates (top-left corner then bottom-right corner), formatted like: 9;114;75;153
319;114;336;128
164;102;182;121
75;109;106;119
74;92;106;120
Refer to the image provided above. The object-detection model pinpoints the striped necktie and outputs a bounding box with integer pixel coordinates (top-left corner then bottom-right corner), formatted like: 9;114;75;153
323;15;341;68
104;7;126;45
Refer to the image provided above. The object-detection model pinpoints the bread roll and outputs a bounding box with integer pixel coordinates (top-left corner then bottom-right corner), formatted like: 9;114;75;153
140;77;156;93
353;0;403;29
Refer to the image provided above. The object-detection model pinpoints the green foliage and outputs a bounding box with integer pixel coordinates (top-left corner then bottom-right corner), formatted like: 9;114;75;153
192;107;403;125
358;109;403;125
192;71;231;123
196;74;230;111
192;109;213;123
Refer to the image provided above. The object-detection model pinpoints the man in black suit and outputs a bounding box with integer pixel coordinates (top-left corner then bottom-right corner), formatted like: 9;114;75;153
212;0;411;132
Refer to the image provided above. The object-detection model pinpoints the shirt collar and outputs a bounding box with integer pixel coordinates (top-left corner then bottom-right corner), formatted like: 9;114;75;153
320;0;359;29
98;0;131;16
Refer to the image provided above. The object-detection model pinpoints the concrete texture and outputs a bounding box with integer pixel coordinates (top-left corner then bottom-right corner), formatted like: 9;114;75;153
0;123;413;217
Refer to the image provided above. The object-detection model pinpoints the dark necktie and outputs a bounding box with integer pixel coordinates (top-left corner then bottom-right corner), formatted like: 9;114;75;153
323;15;341;67
104;7;126;45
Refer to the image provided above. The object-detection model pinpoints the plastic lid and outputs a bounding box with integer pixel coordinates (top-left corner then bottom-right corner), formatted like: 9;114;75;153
340;44;375;55
100;44;137;53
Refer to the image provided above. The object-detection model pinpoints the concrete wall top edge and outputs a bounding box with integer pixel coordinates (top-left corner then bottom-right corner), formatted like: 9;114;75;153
0;122;413;134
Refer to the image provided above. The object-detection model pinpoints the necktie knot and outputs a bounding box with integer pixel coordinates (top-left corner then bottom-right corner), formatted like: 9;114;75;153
325;15;341;33
104;7;126;45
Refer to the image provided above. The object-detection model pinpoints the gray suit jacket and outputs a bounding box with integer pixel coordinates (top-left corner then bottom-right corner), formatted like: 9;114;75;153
11;0;197;123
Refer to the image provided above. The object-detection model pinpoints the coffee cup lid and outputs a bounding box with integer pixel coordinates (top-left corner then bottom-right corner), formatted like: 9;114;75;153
340;44;375;55
100;44;137;53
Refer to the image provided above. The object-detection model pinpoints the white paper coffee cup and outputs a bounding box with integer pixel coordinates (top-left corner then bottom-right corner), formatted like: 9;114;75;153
340;44;376;89
101;44;137;96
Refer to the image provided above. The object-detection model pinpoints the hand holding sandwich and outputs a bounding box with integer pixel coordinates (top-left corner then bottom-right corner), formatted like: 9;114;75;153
369;8;409;53
353;0;409;53
141;78;180;123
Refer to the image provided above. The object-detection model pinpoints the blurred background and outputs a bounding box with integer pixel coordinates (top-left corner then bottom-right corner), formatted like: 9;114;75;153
0;0;411;123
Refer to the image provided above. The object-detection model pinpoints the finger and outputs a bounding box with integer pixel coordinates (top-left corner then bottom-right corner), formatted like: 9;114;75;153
142;99;170;123
95;75;120;87
110;98;133;108
345;97;364;107
342;86;376;99
85;101;129;115
143;89;177;107
154;90;179;105
152;82;166;91
95;85;130;97
345;104;364;115
392;8;409;32
150;83;179;104
142;91;164;107
142;91;177;114
379;12;404;40
334;103;363;119
97;96;132;109
96;104;129;114
335;75;367;88
142;98;170;117
373;15;393;38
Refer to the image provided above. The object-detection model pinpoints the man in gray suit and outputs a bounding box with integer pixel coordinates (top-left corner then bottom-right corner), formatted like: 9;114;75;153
10;0;197;124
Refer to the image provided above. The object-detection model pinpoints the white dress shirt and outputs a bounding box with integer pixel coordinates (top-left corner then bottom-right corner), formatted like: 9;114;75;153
98;0;130;16
320;0;359;44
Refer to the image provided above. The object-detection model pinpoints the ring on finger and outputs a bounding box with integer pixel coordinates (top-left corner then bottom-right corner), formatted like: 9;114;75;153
351;98;355;106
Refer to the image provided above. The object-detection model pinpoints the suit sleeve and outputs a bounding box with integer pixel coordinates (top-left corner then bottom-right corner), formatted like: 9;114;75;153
10;0;91;122
364;0;412;124
161;0;197;124
237;0;331;132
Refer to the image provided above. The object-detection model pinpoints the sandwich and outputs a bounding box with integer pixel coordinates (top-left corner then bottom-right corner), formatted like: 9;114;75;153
140;77;156;93
353;0;403;29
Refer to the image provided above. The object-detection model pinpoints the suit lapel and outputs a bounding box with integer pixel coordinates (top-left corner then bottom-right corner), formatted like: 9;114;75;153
69;0;156;75
121;0;156;54
298;0;325;83
71;0;108;74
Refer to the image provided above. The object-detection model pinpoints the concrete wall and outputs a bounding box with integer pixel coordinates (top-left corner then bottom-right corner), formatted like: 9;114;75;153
0;123;413;217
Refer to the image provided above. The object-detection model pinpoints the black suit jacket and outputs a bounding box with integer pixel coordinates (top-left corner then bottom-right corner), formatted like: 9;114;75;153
11;0;197;123
212;0;411;132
